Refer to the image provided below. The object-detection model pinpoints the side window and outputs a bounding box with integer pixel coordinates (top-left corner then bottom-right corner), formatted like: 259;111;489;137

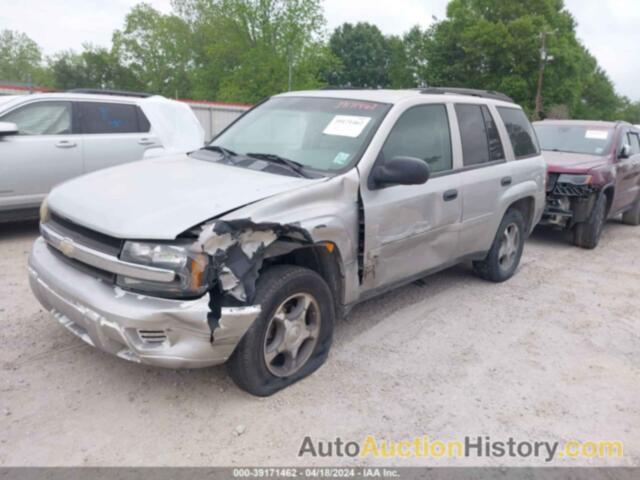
137;107;151;133
481;106;505;161
455;104;505;166
497;107;540;159
79;102;144;134
627;132;640;154
0;101;72;135
382;104;452;174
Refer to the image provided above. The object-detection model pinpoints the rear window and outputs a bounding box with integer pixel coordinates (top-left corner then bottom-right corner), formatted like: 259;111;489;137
79;102;150;134
534;124;614;156
497;107;540;159
455;104;505;166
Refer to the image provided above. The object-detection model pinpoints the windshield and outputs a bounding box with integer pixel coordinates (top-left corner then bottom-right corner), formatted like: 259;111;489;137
209;96;391;173
534;124;613;156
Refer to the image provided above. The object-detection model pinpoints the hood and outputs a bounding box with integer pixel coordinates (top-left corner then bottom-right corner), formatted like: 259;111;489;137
47;154;324;239
543;150;608;173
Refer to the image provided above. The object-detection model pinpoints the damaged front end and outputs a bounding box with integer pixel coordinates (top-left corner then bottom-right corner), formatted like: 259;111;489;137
541;173;599;228
193;219;315;341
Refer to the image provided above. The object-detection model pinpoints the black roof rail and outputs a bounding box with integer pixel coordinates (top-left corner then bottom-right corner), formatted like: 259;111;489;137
420;87;514;103
67;88;153;98
318;86;374;90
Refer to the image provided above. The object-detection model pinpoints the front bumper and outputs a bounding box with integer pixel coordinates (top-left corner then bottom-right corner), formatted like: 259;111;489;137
28;237;260;368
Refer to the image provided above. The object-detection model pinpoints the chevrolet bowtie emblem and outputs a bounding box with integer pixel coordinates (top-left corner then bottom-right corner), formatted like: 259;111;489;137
59;238;75;257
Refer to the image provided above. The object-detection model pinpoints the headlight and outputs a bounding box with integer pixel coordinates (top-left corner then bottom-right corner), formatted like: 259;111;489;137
39;197;50;223
557;174;592;185
116;241;211;298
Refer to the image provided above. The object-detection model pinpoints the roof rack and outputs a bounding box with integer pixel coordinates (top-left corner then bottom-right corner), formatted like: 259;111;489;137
420;87;514;103
67;88;153;98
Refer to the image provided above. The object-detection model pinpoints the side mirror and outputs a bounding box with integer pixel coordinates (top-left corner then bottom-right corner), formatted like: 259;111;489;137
619;144;632;159
371;156;430;189
0;122;18;137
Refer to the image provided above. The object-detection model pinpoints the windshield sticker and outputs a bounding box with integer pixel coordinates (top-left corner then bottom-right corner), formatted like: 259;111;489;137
585;130;609;140
323;115;371;138
333;152;351;166
595;147;604;154
336;100;379;111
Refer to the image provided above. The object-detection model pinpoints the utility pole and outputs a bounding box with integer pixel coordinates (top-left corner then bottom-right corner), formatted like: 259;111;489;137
534;32;554;120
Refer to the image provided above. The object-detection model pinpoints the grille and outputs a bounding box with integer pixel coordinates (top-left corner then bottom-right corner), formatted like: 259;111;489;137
137;330;168;345
45;211;124;282
48;211;123;256
552;183;595;197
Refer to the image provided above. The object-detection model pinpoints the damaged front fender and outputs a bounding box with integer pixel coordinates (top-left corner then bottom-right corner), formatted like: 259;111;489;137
196;219;313;303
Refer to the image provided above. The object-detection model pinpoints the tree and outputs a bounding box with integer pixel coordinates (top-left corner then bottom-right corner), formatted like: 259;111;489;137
416;0;621;119
0;29;49;85
48;45;142;91
173;0;334;103
112;3;194;97
327;22;391;88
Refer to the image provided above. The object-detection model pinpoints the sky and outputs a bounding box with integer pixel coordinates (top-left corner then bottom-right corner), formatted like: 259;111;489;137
1;0;639;100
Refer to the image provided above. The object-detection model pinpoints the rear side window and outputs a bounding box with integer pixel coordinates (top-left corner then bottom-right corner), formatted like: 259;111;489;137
382;104;452;174
79;102;149;134
0;101;72;135
455;104;505;166
627;132;640;154
497;107;540;158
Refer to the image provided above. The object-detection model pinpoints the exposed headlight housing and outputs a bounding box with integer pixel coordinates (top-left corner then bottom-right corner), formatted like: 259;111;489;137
557;174;593;185
116;241;211;298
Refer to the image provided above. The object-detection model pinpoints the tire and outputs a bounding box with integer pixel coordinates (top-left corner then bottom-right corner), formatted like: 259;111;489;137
573;194;607;249
622;198;640;226
226;265;335;396
473;208;526;283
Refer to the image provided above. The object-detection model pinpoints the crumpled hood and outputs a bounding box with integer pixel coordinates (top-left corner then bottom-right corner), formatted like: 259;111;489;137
47;154;324;239
543;150;608;173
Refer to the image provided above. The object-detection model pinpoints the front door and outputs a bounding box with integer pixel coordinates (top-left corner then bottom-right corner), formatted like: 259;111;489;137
0;100;82;211
360;103;462;290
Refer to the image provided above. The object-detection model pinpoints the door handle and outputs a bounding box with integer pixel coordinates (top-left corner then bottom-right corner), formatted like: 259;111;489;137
501;176;513;187
138;138;155;145
443;189;458;202
55;140;77;148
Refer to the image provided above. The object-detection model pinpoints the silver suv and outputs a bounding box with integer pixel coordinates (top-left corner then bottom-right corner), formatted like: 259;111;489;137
0;91;203;222
28;88;546;395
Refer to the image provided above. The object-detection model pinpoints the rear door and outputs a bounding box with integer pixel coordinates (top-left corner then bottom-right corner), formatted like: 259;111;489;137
0;100;82;211
78;101;160;173
453;103;513;256
614;129;640;212
360;103;462;290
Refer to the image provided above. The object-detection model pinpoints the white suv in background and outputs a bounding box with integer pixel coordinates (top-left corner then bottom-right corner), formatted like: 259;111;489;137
0;90;204;222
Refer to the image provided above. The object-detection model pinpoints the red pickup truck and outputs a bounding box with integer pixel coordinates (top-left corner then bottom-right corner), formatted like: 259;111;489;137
534;120;640;248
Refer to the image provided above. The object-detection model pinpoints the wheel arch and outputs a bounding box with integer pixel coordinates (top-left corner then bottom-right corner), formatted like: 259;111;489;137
506;196;536;236
263;241;345;318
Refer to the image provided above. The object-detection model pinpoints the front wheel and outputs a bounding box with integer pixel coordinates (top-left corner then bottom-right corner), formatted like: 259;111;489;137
227;265;334;396
573;194;607;249
473;208;526;283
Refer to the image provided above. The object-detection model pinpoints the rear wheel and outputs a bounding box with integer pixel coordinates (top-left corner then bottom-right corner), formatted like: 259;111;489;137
573;194;607;249
473;208;526;283
622;199;640;226
227;265;334;396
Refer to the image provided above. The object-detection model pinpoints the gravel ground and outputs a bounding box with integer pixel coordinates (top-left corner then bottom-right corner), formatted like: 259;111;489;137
0;219;638;467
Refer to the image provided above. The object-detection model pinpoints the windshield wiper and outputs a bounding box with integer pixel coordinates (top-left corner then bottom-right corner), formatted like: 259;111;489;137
202;145;238;163
246;152;311;178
